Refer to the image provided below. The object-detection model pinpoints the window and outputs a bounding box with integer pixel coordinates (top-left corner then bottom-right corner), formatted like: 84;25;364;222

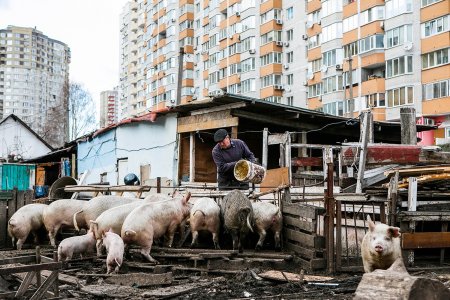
366;93;386;107
385;0;413;19
323;101;345;116
421;0;442;7
307;34;321;49
287;51;294;63
241;78;256;93
308;83;322;98
322;0;343;18
241;16;256;31
386;86;414;107
286;7;294;20
344;41;358;57
422;48;449;69
359;34;384;53
308;58;322;73
260;52;283;66
286;74;293;85
386;25;413;48
286;29;294;41
386;56;413;78
241;36;255;52
321;22;343;43
287;96;294;106
343;14;358;32
260;9;282;24
260;74;282;88
322;49;343;66
264;96;282;103
241;57;256;72
227;83;241;94
241;0;256;12
307;10;321;24
422;15;449;38
322;76;343;94
261;31;282;45
359;6;385;26
423;79;449;100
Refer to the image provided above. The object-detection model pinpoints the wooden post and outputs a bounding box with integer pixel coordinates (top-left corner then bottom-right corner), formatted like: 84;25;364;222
387;171;399;226
71;153;76;178
400;107;417;145
189;132;195;182
157;177;161;194
325;162;335;274
356;111;370;193
35;246;41;288
285;132;291;185
262;128;268;169
407;177;417;267
176;47;185;105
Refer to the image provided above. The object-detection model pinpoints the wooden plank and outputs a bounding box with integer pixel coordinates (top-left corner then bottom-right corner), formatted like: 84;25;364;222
29;270;58;300
142;280;221;298
0;256;36;265
402;232;450;249
282;202;325;219
407;177;417;212
384;165;450;177
342;145;422;166
268;133;288;145
177;110;238;133
283;215;314;233
259;270;333;282
284;228;325;249
291;157;323;167
285;242;318;259
260;167;289;192
105;272;173;287
398;211;450;222
0;262;62;275
15;271;36;297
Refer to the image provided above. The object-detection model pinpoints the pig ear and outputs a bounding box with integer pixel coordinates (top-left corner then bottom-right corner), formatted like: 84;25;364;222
183;191;192;204
172;189;179;197
388;227;400;238
367;215;375;231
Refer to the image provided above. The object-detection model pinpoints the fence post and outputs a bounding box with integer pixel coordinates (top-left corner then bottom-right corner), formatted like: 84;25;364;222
324;161;335;274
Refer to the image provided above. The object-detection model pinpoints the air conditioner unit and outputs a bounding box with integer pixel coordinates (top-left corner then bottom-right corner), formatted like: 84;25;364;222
236;11;240;17
302;34;308;40
193;46;197;50
274;84;285;90
283;64;289;70
285;86;292;92
192;95;198;100
303;80;308;86
208;91;215;97
321;65;328;73
335;64;343;70
201;50;208;54
275;19;283;25
380;21;384;30
283;42;290;47
423;118;435;125
170;99;176;103
172;18;177;23
249;49;256;54
275;41;283;47
318;20;321;25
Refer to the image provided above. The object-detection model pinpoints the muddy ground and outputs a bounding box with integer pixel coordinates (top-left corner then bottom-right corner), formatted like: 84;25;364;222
1;247;450;299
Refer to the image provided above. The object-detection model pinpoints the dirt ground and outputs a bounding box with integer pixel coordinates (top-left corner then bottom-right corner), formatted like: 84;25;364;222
2;247;450;299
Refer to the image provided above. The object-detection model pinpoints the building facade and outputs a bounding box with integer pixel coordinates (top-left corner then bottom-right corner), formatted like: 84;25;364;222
0;26;71;147
119;0;449;145
99;89;119;128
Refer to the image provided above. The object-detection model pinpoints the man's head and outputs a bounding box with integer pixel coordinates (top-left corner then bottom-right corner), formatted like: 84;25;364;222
214;129;231;149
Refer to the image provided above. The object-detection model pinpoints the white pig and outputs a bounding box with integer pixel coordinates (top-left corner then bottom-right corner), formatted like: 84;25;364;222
121;192;191;263
8;203;47;250
43;199;87;247
73;196;139;231
102;229;125;274
90;194;172;256
189;197;221;249
361;215;401;273
57;231;96;261
251;201;282;250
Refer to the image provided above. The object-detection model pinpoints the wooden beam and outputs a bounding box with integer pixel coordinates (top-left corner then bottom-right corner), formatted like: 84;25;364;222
356;112;370;193
400;107;417;145
189;132;195;182
402;232;450;249
105;272;173;287
189;102;247;116
177;110;238;133
262;128;268;169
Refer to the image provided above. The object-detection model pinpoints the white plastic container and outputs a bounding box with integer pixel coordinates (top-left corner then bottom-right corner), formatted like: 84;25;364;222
234;160;266;184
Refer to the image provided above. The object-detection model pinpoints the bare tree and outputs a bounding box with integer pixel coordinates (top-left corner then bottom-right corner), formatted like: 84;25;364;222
69;82;96;141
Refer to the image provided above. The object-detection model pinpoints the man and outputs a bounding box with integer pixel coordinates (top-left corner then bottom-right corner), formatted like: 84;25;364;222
212;128;256;190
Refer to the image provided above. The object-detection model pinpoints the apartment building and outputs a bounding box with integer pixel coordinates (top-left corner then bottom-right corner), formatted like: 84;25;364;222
100;89;119;128
306;0;449;145
0;26;71;147
119;0;308;118
120;0;449;145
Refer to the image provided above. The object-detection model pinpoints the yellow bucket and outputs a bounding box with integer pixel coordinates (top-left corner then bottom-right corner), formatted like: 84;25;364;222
234;160;266;184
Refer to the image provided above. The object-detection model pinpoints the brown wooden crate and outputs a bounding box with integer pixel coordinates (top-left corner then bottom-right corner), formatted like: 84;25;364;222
282;202;325;219
402;232;450;249
260;167;289;192
284;228;325;249
285;242;317;259
283;215;314;233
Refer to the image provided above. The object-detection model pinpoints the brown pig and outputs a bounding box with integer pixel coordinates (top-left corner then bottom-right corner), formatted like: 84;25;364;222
57;231;96;261
189;197;221;249
102;229;125;274
251;201;282;250
43;199;87;247
121;192;191;263
8;203;47;250
361;215;402;273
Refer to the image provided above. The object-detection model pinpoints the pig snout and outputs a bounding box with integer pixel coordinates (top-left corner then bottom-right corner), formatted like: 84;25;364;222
374;244;384;253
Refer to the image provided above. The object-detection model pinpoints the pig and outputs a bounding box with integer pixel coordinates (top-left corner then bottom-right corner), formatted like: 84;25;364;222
220;190;253;253
73;195;139;231
189;197;221;249
57;231;96;261
8;203;47;250
251;201;282;251
43;199;87;247
361;215;401;273
102;229;125;274
89;194;172;256
121;192;191;263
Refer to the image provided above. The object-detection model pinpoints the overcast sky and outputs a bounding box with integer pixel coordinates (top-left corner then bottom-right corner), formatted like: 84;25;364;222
0;0;128;120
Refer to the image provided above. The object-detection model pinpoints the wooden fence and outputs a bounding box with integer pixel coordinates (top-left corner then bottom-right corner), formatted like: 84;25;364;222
0;189;35;248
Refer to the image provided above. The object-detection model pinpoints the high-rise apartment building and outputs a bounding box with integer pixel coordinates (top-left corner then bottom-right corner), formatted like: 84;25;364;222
306;0;449;145
120;0;449;145
0;26;71;147
100;89;119;128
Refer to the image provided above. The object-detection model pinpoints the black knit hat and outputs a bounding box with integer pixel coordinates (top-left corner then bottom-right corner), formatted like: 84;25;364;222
214;129;228;142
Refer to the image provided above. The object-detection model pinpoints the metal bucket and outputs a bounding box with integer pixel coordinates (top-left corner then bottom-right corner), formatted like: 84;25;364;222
234;160;266;184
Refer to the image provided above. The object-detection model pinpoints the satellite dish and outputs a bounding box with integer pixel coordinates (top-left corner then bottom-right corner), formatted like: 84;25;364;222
403;42;413;51
321;65;328;73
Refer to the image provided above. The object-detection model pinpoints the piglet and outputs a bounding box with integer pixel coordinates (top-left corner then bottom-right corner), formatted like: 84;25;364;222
102;229;125;274
361;215;401;273
189;197;221;249
57;231;96;261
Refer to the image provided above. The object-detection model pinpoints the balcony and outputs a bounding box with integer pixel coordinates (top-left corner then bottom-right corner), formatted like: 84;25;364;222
361;76;385;95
